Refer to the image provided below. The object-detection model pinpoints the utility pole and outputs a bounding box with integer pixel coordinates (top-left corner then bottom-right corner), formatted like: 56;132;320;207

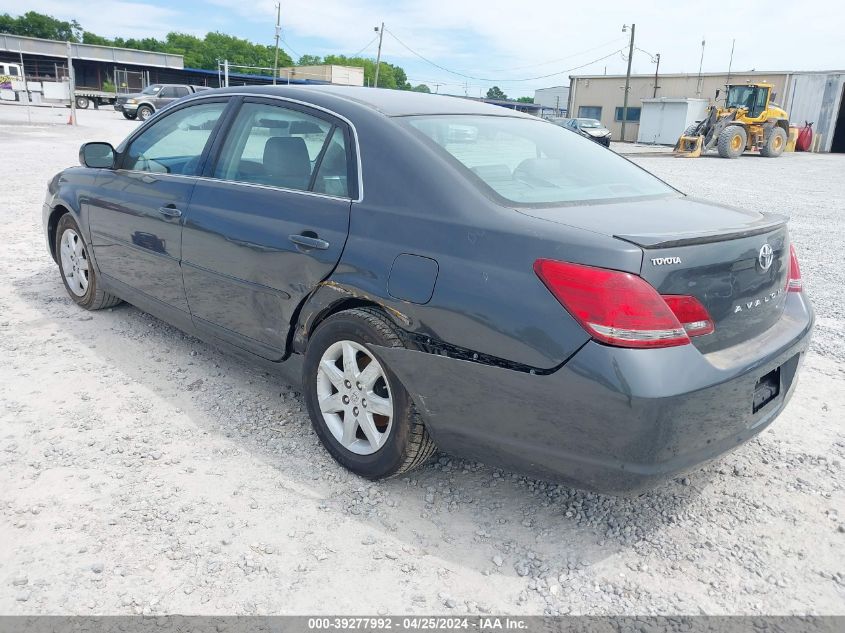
652;52;661;98
373;22;384;88
725;38;735;97
66;41;76;126
696;38;706;96
272;2;281;86
621;23;635;142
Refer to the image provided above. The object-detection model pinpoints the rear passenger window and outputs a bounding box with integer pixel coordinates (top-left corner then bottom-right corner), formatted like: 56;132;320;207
213;102;349;197
313;127;349;197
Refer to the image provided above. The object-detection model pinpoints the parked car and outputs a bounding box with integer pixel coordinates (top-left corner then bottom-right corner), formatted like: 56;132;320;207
558;117;612;147
114;83;209;121
44;86;813;493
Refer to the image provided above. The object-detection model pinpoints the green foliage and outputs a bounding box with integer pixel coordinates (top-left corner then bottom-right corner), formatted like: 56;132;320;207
298;54;323;66
486;86;507;100
101;79;116;93
411;84;431;93
516;96;534;103
0;10;81;41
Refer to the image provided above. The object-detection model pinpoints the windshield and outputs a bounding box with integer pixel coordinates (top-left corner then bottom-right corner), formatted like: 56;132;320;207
726;85;759;109
405;115;675;205
141;84;163;95
578;119;602;128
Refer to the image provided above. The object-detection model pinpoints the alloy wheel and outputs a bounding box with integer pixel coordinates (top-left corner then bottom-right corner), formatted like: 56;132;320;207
316;340;394;455
59;228;89;297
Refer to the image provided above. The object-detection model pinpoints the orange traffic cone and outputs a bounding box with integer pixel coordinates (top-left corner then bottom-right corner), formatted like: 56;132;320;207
67;114;73;125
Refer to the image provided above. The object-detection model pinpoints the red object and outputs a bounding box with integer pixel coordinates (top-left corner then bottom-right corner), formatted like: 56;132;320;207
787;244;803;292
796;122;814;152
533;259;714;349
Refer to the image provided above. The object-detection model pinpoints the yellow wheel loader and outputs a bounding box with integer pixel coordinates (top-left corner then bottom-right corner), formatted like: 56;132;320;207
675;82;789;158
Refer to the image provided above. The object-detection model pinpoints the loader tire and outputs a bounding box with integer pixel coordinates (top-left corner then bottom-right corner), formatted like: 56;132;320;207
718;125;747;159
761;127;787;157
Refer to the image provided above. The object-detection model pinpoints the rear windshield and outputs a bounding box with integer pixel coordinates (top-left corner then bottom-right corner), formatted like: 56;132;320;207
405;115;675;205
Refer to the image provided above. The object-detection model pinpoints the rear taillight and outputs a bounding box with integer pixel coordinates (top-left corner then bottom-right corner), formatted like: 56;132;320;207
533;259;714;349
662;295;715;337
787;244;803;292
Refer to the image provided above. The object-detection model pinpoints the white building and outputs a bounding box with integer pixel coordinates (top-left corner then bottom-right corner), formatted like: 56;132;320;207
533;85;569;116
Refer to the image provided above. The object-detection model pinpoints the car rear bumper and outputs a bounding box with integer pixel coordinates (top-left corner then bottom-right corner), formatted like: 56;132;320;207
376;293;813;493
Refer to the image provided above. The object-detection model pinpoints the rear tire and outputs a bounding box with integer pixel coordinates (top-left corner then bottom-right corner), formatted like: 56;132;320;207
717;125;747;158
75;96;90;109
122;112;137;120
137;105;153;121
303;308;436;479
55;214;122;311
761;126;787;157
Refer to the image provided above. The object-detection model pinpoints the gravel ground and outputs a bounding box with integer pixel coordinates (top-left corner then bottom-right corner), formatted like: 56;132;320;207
1;105;843;616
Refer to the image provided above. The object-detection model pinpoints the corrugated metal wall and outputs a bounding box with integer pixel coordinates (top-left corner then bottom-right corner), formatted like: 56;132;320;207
787;73;845;152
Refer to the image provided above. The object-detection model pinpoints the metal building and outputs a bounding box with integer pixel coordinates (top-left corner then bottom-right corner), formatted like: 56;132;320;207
566;69;845;151
567;71;791;142
785;72;845;152
533;85;570;116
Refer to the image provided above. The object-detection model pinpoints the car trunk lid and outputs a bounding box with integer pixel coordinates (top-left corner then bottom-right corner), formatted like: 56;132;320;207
517;196;790;352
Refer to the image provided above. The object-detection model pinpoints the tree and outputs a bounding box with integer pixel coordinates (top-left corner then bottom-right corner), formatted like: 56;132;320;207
411;84;431;93
298;54;322;66
516;96;534;103
486;86;507;100
0;10;81;41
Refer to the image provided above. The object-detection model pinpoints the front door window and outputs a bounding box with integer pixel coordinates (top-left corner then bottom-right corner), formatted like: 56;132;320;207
122;102;226;175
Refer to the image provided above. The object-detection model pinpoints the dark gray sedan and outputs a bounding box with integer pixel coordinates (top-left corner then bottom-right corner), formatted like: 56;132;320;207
43;86;813;493
557;117;612;147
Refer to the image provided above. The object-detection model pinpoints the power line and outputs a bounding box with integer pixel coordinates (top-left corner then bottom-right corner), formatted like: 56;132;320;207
280;38;300;59
384;28;625;83
351;35;379;58
472;37;627;73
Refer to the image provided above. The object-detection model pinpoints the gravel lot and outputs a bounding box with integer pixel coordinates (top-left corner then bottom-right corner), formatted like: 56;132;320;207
1;105;843;616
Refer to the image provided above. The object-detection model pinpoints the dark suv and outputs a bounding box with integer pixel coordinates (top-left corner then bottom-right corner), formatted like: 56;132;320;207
115;84;208;121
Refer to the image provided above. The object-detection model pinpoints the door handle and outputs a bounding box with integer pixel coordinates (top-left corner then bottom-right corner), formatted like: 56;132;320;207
158;205;182;218
289;233;330;250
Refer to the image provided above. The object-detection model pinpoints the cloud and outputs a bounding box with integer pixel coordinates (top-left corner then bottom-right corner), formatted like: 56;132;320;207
5;0;196;39
11;0;845;96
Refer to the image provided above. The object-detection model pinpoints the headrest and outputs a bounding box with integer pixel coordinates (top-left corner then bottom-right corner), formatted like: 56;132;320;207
263;136;311;177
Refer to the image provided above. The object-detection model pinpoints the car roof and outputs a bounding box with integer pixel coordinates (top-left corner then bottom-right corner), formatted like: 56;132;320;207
199;85;533;118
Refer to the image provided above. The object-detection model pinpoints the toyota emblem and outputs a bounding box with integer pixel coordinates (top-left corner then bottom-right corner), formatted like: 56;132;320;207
758;243;774;272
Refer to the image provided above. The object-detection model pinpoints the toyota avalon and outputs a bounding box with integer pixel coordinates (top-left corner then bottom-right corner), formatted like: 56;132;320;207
43;86;813;493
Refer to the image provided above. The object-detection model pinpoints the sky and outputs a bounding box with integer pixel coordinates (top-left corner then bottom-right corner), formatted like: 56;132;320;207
7;0;845;99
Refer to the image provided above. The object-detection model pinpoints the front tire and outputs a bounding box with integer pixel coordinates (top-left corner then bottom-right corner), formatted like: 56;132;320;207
717;125;747;158
761;126;787;157
122;112;137;120
137;105;154;121
55;214;122;311
303;308;436;479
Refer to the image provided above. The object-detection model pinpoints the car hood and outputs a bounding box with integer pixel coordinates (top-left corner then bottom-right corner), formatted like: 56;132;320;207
584;128;610;136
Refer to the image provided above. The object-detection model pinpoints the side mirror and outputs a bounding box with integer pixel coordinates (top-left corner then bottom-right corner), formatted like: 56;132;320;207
79;142;115;169
715;89;720;100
